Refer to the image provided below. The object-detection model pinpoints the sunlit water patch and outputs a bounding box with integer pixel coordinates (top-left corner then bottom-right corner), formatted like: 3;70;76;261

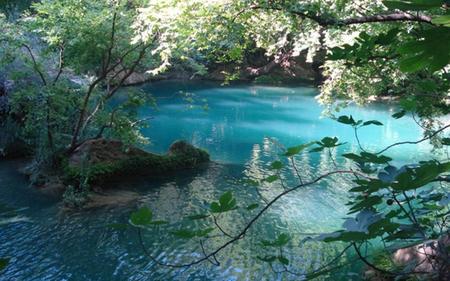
0;81;442;280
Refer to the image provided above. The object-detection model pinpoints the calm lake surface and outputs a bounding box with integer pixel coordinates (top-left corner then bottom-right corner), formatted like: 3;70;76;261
0;81;439;280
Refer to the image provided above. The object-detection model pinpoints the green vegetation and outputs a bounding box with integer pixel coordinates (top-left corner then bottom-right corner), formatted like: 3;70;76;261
64;144;210;184
0;0;449;279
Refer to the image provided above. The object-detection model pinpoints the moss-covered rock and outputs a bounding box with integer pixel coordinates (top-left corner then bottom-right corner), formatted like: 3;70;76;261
65;139;210;184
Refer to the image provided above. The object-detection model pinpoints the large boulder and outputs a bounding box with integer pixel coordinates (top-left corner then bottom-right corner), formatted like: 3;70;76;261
68;139;151;167
66;139;210;183
168;140;210;163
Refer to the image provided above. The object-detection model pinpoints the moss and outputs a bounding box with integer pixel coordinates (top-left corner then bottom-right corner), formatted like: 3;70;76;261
64;146;210;184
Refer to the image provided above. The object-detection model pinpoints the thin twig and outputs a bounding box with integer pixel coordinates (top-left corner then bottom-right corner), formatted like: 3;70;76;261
376;124;450;155
22;44;47;86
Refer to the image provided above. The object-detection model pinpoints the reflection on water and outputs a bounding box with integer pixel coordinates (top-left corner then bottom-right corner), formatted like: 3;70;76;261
0;81;439;280
141;81;433;165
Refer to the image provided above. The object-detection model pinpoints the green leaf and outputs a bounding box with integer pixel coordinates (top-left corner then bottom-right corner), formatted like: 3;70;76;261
246;203;259;211
344;152;392;164
171;229;197;239
318;137;345;148
210;202;222;213
397;27;450;73
383;0;443;11
376;28;401;45
417;80;439;92
320;231;368;242
432;15;450;27
337;115;356;126
107;223;129;230
362;120;383;127
278;256;290;265
187;214;210;220
210;191;237;213
441;138;450;145
350;179;387;194
309;147;324;153
130;207;152;226
219;191;233;206
363;152;392;164
368;218;400;236
392;110;406;119
264;175;279;183
0;258;9;272
343;153;363;162
350;196;383;212
171;228;214;239
392;161;450;191
270;161;283;170
321;137;337;146
257;255;277;263
196;227;214;237
283;142;313;157
399;53;430;72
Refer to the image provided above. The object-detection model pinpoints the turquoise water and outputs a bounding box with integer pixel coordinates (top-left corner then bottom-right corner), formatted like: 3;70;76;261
0;81;440;280
141;81;434;164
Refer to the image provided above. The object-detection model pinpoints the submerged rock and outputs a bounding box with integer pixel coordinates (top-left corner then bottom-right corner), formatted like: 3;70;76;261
168;140;210;162
66;139;210;183
392;236;450;279
81;190;140;210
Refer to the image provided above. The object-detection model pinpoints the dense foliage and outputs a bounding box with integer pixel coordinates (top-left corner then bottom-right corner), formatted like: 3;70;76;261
0;0;449;279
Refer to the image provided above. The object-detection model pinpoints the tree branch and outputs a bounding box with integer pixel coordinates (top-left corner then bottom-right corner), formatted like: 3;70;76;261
53;44;65;85
22;44;47;86
376;123;450;155
249;5;433;27
340;13;432;25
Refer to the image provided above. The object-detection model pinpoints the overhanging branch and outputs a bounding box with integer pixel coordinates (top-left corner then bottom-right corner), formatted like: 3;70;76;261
250;5;433;27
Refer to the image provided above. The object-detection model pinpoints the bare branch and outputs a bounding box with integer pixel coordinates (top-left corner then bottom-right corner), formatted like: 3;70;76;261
339;13;433;26
53;44;65;84
213;215;234;238
200;240;220;266
102;10;118;75
22;44;47;86
376;123;450;155
105;42;153;99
